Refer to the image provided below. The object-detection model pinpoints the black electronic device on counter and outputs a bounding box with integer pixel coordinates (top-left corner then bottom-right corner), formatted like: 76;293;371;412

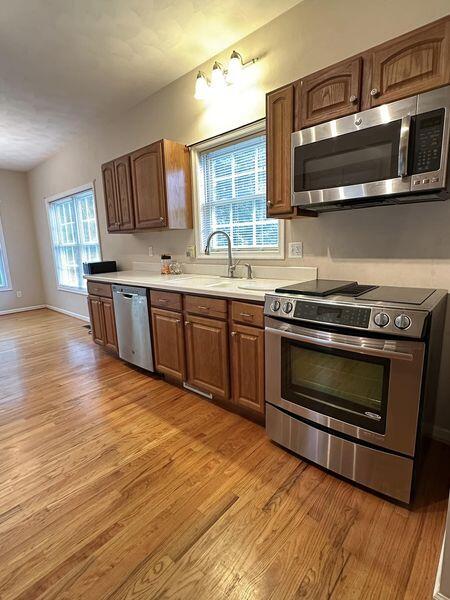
83;260;117;275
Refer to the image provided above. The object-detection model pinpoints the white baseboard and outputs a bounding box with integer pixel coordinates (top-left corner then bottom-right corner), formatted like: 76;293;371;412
0;304;46;316
434;535;450;600
432;426;450;445
46;305;90;323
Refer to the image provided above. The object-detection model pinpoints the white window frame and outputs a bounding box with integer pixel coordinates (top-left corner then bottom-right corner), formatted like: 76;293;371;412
192;120;284;260
0;214;12;292
45;182;101;295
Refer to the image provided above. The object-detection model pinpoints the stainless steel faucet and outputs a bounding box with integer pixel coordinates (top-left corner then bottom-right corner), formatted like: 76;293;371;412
204;230;238;278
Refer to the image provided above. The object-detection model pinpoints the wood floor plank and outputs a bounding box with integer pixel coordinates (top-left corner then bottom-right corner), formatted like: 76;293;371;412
0;308;448;600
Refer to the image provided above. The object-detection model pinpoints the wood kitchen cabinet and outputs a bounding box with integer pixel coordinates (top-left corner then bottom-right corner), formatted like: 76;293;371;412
185;314;229;400
102;139;192;233
295;57;362;129
231;323;265;415
366;17;450;108
266;84;295;218
151;307;185;382
87;295;118;353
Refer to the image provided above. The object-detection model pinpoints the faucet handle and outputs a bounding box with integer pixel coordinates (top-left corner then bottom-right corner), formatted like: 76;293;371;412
244;263;254;279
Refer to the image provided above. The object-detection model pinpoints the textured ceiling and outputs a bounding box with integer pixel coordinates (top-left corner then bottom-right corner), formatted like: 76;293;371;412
0;0;300;171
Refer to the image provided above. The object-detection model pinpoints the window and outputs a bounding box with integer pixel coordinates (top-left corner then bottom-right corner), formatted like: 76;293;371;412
194;123;283;258
0;216;11;291
47;187;101;292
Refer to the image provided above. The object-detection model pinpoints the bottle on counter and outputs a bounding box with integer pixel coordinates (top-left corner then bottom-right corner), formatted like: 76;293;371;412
160;254;172;275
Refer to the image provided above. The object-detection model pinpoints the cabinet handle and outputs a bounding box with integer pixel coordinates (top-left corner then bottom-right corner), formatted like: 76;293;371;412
370;88;380;97
160;216;165;223
349;95;358;103
231;331;237;337
240;312;253;318
267;201;273;208
158;299;169;303
185;321;190;326
197;305;209;311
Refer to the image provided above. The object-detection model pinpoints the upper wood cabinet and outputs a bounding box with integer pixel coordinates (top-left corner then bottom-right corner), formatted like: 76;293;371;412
367;18;450;107
114;156;135;231
266;85;294;218
101;161;120;232
102;139;192;233
185;314;229;400
296;57;362;129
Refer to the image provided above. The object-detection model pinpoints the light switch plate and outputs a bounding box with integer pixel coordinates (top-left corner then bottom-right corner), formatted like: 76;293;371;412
186;245;196;259
148;246;153;257
288;242;303;258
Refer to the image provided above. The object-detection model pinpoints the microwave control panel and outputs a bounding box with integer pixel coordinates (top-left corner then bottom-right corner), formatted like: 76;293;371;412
410;108;444;174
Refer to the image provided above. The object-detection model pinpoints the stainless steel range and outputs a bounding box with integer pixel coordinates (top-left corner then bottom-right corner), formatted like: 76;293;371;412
264;279;447;503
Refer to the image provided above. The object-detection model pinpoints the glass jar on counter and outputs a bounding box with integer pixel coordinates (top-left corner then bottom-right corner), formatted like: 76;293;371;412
160;254;172;275
169;260;183;275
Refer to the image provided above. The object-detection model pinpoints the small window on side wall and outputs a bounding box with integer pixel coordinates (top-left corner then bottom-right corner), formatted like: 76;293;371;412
192;121;283;259
47;186;101;292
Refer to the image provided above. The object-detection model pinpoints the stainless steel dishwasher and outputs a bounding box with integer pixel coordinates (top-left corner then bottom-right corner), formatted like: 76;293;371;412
112;285;154;371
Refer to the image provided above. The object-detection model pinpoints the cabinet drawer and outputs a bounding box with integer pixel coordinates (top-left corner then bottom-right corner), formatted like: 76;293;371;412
87;281;112;298
184;295;227;319
231;301;264;328
150;290;182;311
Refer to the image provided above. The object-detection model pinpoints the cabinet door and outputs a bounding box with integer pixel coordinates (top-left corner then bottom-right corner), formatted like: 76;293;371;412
101;161;120;232
368;18;450;107
130;141;167;229
266;85;294;217
102;298;118;353
231;324;265;415
114;156;135;231
185;315;229;399
151;308;185;381
88;296;105;346
297;57;362;129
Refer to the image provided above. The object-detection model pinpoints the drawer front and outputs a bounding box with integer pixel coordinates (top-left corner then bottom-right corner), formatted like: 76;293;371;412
87;281;112;298
184;294;227;320
231;301;264;328
150;290;182;311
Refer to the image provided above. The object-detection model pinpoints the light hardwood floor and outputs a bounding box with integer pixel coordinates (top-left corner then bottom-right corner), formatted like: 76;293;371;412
0;308;448;600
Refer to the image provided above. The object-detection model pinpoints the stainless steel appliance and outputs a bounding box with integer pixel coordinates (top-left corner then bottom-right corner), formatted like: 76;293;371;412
112;285;154;371
291;85;450;211
264;281;447;502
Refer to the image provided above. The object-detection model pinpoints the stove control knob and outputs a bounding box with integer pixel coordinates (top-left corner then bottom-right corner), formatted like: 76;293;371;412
394;314;411;330
282;301;293;314
374;312;390;327
270;300;281;312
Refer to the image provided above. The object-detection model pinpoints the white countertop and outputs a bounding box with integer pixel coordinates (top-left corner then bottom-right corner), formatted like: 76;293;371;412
84;270;304;302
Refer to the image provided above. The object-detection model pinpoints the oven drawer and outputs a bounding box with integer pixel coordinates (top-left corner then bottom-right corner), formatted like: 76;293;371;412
266;403;413;503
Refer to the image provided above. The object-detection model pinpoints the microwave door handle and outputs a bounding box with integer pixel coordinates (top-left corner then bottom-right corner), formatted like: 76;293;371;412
265;326;414;362
398;115;411;178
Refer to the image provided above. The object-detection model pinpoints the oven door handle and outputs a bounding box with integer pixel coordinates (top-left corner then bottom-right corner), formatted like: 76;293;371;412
265;326;414;362
398;115;411;178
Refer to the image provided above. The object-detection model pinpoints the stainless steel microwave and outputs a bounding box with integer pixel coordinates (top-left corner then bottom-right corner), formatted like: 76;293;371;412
291;85;450;212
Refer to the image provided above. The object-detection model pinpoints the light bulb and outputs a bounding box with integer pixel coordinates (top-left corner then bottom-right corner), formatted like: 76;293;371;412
227;50;243;84
211;62;226;89
194;71;209;100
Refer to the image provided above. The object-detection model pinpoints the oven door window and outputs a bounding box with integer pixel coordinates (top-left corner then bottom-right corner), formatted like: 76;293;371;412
293;120;401;192
281;339;390;433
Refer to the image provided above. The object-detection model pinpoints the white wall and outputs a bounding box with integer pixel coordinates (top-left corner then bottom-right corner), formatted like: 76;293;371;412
27;0;450;432
0;169;44;312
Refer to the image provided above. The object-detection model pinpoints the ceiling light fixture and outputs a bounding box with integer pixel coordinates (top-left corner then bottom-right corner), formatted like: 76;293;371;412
194;50;259;99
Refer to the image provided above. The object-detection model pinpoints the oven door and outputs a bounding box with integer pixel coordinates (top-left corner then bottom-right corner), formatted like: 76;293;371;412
265;317;425;457
291;95;416;208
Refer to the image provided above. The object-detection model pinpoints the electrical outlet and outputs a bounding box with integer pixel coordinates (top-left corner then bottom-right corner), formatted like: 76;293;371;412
16;291;22;298
148;246;153;257
186;245;196;259
288;242;303;259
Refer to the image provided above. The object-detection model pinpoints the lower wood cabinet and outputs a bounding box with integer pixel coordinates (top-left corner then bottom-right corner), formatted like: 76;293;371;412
185;314;229;400
88;295;118;353
151;307;185;381
231;323;265;415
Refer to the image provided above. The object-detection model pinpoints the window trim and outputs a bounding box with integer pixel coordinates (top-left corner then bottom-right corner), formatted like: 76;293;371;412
0;214;12;292
45;182;102;295
191;120;284;260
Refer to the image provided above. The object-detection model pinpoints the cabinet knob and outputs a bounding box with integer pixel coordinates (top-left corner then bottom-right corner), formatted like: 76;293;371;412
267;200;273;208
185;321;190;326
160;216;165;223
370;88;380;97
349;95;358;103
231;331;237;337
